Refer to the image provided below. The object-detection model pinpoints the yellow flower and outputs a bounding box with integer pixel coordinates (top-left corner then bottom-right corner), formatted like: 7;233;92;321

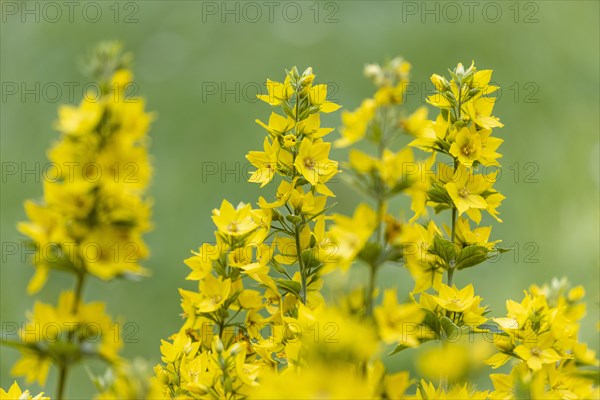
379;148;415;189
327;203;377;270
10;352;51;387
464;96;503;129
478;128;503;166
296;113;333;139
159;332;200;364
255;112;295;137
471;69;498;96
17;201;70;294
296;304;379;362
420;283;487;327
373;84;405;106
249;363;376;399
454;216;500;250
258;179;296;209
181;274;232;314
400;221;444;293
433;283;479;312
257;77;293;105
0;381;49;400
293;138;338;186
417;343;470;383
246;137;282;187
335;98;376;147
427;78;455;108
184;242;222;281
513;331;563;370
545;362;599;399
348;148;378;173
445;165;493;215
55;97;103;136
401;106;436;140
308;84;341;113
287;186;327;215
482;192;505;223
417;380;489;400
374;289;424;347
449;125;482;168
211;200;258;238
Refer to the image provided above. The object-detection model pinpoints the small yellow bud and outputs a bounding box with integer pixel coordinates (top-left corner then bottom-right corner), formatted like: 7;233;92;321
283;134;297;147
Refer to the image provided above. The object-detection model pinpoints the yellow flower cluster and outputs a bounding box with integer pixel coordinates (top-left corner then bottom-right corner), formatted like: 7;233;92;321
486;280;598;398
11;291;122;386
291;58;598;399
153;59;598;399
6;51;596;399
3;43;155;399
19;68;152;291
154;67;351;399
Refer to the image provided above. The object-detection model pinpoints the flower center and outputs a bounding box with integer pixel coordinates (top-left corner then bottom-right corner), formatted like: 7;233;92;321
304;157;316;170
227;221;238;233
458;187;470;198
462;145;475;156
448;298;461;304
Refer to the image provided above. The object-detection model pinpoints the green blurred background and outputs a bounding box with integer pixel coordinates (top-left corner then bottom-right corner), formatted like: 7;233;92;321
1;0;598;397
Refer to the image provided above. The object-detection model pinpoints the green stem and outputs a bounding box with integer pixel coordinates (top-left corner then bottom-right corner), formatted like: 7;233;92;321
365;263;378;317
366;117;387;317
56;365;68;400
289;82;309;305
375;131;386;244
448;206;457;287
448;79;461;287
294;224;307;305
73;272;86;314
56;271;86;399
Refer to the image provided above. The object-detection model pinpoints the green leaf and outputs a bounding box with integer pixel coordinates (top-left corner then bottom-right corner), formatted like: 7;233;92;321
440;316;460;340
429;235;458;267
422;309;441;335
281;101;295;119
270;259;289;277
223;290;242;309
388;343;409;356
427;184;452;206
285;215;302;225
275;279;301;297
476;320;508;335
434;138;451;152
455;245;489;270
433;204;452;214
